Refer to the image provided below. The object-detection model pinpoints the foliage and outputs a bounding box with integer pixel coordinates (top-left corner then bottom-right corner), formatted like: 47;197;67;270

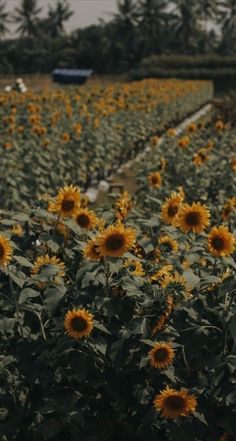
0;79;213;210
0;114;236;440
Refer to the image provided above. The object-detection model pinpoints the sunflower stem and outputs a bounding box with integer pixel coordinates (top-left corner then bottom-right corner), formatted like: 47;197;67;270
105;260;110;298
8;271;24;338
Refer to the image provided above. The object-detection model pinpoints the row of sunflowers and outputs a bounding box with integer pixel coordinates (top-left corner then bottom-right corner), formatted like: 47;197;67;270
0;79;213;210
0;103;235;440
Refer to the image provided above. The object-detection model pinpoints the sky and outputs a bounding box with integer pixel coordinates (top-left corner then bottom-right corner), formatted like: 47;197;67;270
5;0;119;35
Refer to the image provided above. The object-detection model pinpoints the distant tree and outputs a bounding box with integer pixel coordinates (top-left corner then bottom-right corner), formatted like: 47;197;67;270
198;0;219;51
0;0;10;38
170;0;203;53
47;0;74;38
136;0;170;55
218;0;236;52
12;0;41;37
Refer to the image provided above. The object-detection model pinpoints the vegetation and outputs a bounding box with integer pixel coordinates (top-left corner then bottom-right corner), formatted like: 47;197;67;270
0;105;236;441
1;0;236;74
0;79;212;210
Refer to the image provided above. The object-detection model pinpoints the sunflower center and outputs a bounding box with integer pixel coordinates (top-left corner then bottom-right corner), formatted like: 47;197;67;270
106;234;125;251
0;244;4;258
164;395;186;412
185;211;200;226
211;236;225;250
77;214;90;228
163;242;172;253
167;205;178;217
154;348;168;362
152;176;159;184
62;198;75;212
71;316;88;332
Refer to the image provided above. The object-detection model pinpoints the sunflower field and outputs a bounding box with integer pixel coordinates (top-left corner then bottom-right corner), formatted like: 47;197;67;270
0;79;236;441
0;79;212;210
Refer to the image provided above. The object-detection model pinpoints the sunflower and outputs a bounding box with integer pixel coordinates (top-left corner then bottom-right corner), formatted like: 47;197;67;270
123;259;145;276
64;308;93;339
48;185;81;218
178;135;190;148
154;386;197;419
161;192;183;225
0;235;13;266
175;202;210;233
152;296;174;335
220;433;235;441
75;208;98;229
187;122;197;133
96;224;136;258
83;237;101;261
12;224;24;237
159;235;179;253
147;171;162;188
161;272;190;300
208;226;235;257
149;342;175;369
150;265;173;284
115;191;132;222
31;255;65;285
222;198;236;221
215;120;225;131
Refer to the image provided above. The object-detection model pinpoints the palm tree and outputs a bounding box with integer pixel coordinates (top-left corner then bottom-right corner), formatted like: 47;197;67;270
170;0;203;53
217;0;236;52
136;0;169;55
12;0;41;37
0;1;10;38
47;0;74;38
198;0;219;51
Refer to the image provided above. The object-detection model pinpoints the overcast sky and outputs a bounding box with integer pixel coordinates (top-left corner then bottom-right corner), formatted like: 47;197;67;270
6;0;118;34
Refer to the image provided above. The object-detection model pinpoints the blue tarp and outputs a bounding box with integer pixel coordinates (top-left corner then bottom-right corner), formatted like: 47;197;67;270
52;69;93;84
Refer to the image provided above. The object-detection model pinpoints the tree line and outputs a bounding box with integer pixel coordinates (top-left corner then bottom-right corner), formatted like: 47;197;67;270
1;0;236;74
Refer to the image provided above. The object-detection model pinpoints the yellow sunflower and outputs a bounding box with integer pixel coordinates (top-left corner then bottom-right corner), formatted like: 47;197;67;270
187;122;197;133
149;342;175;369
48;185;81;218
161;273;190;300
31;255;65;285
147;171;162;188
0;235;13;266
12;224;24;237
178;135;190;148
64;308;93;339
152;296;174;335
123;259;145;276
175;202;210;233
158;235;179;253
96;224;136;258
222;198;236;221
150;265;173;284
115;191;132;222
75;208;98;229
220;433;235;441
83;238;101;261
154;386;197;419
208;226;235;257
215;120;225;131
161;192;183;225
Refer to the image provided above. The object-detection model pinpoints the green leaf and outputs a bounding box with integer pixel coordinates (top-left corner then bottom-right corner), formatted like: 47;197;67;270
19;288;40;304
44;285;67;314
14;255;33;268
